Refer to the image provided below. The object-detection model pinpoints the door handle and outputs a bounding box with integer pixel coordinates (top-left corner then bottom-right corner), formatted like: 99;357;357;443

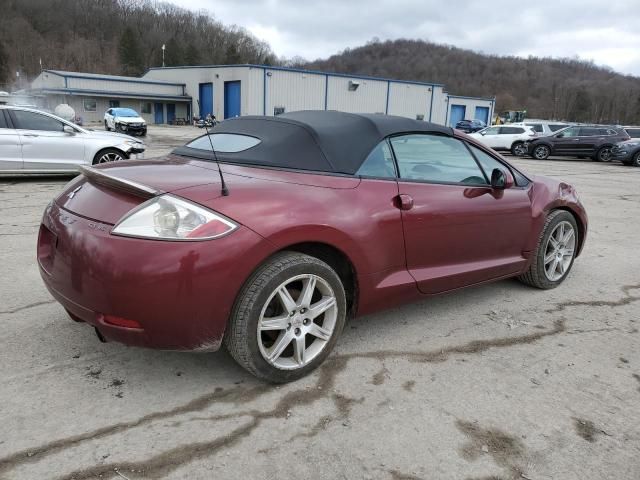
393;194;414;211
23;134;39;137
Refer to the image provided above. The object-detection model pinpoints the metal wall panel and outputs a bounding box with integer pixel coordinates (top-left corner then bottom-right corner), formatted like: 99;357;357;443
264;69;325;116
387;83;433;120
65;77;182;96
326;76;387;114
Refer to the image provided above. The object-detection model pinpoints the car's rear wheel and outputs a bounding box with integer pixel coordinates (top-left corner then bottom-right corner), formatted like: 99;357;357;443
224;252;346;383
595;146;612;162
533;145;550;160
518;210;578;289
92;148;126;165
511;142;526;156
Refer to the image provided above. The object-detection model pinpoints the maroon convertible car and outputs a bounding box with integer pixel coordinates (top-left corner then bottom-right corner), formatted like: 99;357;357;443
38;111;587;382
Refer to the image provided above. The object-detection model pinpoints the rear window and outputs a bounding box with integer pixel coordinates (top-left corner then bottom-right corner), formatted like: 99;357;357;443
186;133;261;153
526;123;543;133
626;128;640;138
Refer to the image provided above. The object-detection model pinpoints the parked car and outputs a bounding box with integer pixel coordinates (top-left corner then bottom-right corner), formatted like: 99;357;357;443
525;125;630;161
521;121;569;135
38;111;587;383
455;119;486;133
468;125;536;155
623;126;640;139
104;108;147;136
611;139;640;167
0;105;145;174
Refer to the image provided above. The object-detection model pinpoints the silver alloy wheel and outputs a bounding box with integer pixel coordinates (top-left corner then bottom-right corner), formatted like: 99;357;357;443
598;147;612;162
513;143;527;156
257;274;338;370
98;151;124;163
534;145;549;159
543;221;576;281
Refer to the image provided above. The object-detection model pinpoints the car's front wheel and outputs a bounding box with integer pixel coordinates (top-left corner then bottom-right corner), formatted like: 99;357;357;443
225;252;346;383
629;151;640;167
92;148;126;165
533;145;550;160
104;120;110;131
518;210;578;289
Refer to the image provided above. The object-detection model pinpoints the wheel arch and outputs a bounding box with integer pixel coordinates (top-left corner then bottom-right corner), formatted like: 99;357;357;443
91;146;128;165
274;241;359;318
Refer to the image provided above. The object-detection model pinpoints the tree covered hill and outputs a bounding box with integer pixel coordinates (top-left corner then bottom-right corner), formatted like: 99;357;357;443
0;0;276;88
304;39;640;124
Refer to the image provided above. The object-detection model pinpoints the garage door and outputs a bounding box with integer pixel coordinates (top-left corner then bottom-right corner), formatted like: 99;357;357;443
198;83;213;118
224;81;241;119
475;106;489;124
449;105;466;127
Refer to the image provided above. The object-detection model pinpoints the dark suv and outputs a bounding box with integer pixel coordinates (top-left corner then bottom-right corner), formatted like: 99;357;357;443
526;125;630;161
455;119;486;133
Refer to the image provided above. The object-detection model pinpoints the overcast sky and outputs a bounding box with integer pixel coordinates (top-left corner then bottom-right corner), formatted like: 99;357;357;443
174;0;640;77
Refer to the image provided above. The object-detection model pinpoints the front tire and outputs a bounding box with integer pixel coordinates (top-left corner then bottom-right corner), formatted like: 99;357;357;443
92;148;126;165
224;252;347;383
104;120;110;131
533;145;550;160
630;151;640;167
518;210;578;289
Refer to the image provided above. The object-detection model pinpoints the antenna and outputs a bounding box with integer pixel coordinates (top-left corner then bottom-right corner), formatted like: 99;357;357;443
197;100;229;197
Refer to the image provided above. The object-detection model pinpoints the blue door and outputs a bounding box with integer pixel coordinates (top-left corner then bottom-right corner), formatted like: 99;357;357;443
198;83;213;118
475;106;489;124
154;103;164;124
224;81;241;119
449;105;466;127
166;104;176;124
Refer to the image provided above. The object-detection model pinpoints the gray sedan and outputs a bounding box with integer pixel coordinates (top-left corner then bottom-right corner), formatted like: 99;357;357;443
0;106;145;174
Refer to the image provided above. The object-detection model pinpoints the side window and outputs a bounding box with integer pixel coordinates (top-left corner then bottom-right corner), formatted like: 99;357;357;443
469;144;530;187
12;110;64;132
106;109;112;115
0;111;8;129
549;124;567;132
578;127;599;136
390;134;487;185
356;141;396;178
527;124;543;133
483;126;500;135
559;127;579;137
626;128;640;138
500;127;520;134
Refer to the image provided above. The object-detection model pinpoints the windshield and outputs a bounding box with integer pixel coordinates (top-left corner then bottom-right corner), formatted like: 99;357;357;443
112;108;139;117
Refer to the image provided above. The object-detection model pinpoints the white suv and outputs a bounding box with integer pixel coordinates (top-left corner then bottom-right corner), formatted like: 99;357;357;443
468;125;536;155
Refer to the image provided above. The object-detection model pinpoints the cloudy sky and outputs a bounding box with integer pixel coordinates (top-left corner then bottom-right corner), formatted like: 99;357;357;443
174;0;640;77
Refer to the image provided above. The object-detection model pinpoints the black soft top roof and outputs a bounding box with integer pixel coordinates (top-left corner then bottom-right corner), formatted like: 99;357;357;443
173;110;453;175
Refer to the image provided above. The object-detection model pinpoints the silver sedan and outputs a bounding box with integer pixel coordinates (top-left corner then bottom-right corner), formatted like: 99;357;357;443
0;106;145;175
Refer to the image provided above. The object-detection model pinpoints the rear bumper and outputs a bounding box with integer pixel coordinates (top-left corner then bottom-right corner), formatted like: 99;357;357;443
37;202;273;351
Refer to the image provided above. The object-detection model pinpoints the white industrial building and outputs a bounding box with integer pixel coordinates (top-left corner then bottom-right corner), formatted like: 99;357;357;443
28;65;494;127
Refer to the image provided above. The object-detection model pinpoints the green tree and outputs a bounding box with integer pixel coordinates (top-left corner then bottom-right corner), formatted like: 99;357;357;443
119;27;144;76
163;37;183;67
184;43;200;66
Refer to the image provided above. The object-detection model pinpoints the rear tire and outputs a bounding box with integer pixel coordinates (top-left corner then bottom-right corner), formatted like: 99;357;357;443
511;142;526;156
224;252;347;383
518;210;578;289
595;146;612;162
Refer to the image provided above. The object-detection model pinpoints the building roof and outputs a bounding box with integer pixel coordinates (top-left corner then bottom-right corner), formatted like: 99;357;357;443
44;70;186;86
173;110;452;175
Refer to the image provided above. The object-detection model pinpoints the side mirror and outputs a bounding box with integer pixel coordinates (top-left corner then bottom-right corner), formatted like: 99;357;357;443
490;168;514;190
63;125;75;135
480;131;486;136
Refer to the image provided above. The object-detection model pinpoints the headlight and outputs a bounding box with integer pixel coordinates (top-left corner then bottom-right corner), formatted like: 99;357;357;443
625;142;639;147
112;194;238;240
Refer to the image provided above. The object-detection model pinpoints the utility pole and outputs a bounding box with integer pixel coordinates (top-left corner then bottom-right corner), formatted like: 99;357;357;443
162;44;166;68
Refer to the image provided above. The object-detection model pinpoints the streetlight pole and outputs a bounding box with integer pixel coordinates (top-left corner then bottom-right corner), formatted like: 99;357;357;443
162;44;166;68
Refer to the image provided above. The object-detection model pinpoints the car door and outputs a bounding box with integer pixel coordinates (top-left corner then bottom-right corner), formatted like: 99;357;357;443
9;109;86;171
498;126;521;149
390;133;533;295
0;110;23;171
551;126;581;154
478;126;501;148
577;127;601;155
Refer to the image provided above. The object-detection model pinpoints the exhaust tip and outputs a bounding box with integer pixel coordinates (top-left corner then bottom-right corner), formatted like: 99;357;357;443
94;327;107;343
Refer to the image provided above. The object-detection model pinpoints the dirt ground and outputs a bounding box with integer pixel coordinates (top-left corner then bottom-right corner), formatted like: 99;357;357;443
0;128;639;480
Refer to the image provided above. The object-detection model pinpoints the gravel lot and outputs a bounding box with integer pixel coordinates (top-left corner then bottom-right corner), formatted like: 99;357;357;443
1;126;639;480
